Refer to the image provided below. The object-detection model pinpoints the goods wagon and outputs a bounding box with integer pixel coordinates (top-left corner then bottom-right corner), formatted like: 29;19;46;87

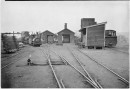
105;30;117;47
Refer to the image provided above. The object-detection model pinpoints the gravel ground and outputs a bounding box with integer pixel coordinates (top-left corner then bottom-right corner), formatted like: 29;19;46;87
1;43;129;88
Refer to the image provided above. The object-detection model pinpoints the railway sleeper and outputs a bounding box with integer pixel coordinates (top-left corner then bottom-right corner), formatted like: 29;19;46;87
25;61;67;66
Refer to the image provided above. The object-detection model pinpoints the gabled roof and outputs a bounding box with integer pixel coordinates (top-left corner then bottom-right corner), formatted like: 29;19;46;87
79;22;107;32
42;30;55;35
57;28;75;34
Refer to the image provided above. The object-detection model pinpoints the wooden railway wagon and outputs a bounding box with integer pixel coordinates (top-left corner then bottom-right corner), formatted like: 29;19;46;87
105;30;117;47
79;22;107;49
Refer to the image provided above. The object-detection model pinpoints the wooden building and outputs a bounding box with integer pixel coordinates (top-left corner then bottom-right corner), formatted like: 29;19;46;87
57;23;75;44
81;18;97;28
79;22;107;48
41;30;56;44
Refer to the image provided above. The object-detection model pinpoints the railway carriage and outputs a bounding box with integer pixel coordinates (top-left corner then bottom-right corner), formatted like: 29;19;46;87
105;30;117;47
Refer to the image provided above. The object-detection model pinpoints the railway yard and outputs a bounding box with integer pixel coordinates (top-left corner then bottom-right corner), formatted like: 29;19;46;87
1;44;129;88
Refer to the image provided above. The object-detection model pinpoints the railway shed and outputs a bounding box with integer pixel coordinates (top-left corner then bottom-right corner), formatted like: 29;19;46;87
41;30;56;44
57;23;75;44
79;22;107;49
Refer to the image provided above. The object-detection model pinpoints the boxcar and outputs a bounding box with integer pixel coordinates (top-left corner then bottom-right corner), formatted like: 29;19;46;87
105;30;117;47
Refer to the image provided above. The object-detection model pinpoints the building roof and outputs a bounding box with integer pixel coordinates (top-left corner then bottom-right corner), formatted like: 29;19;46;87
57;23;75;34
79;22;107;32
42;30;55;35
57;28;75;34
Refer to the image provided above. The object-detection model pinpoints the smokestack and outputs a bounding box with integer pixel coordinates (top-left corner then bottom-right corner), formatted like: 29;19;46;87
64;23;67;29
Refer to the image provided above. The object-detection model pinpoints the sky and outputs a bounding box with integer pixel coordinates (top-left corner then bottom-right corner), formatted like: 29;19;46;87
1;1;129;36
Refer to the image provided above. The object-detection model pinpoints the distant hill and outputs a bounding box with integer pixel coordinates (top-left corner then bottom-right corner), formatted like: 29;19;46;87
116;32;129;47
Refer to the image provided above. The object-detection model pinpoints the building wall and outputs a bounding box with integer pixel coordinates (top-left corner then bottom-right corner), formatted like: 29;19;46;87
58;29;74;43
41;31;55;44
81;18;97;28
86;24;105;46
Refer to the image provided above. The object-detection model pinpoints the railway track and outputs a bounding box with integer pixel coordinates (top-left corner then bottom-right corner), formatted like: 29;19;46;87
40;45;65;88
1;52;32;70
1;48;33;70
67;46;103;88
73;47;129;86
1;48;25;62
51;44;129;88
49;46;101;88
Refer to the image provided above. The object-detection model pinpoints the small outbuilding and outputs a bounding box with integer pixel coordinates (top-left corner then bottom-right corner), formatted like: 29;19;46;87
57;23;75;44
41;30;56;44
79;22;107;48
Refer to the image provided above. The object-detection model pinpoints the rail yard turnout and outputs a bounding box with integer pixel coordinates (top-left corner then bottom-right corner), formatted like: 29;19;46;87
1;18;129;88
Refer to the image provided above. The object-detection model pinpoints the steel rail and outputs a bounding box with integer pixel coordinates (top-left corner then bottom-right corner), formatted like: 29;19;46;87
1;48;28;62
60;79;65;88
95;79;103;88
50;49;99;88
46;45;66;88
1;52;31;69
1;52;19;62
67;47;102;88
41;47;62;88
76;48;129;85
49;46;67;65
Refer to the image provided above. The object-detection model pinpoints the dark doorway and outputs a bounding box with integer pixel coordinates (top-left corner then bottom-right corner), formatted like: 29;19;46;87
62;34;70;43
47;35;53;43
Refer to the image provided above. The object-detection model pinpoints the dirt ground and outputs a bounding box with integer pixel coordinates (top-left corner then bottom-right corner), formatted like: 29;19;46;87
1;43;129;88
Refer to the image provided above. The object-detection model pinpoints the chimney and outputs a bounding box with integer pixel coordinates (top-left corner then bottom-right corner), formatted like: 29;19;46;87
64;23;67;29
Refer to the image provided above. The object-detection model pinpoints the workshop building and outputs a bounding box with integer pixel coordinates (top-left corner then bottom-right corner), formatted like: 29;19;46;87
57;23;75;44
41;30;56;44
79;21;107;48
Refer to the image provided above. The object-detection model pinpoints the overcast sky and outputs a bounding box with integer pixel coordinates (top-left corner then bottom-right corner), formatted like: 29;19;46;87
1;1;129;34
